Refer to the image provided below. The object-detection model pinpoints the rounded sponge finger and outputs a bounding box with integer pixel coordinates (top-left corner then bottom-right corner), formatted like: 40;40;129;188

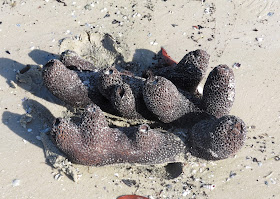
190;115;247;160
202;64;235;118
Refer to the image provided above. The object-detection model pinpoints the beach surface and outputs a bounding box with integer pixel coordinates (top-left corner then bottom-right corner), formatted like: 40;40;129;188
1;0;280;198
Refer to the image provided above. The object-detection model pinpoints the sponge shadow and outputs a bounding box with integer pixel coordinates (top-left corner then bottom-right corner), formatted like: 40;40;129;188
2;99;55;149
0;50;63;106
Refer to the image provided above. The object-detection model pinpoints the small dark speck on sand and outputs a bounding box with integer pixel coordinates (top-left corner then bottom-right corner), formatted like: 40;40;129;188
121;179;137;187
56;0;67;6
112;19;120;24
104;13;110;18
229;171;237;178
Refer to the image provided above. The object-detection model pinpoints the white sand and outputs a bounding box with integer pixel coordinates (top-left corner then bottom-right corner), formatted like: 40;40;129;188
1;0;280;198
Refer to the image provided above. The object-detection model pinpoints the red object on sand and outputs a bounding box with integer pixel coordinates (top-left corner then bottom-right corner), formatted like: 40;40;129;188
161;47;178;66
117;195;149;199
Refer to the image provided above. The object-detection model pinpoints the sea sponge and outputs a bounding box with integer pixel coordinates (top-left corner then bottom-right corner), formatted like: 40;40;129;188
50;104;186;166
43;48;247;165
143;74;199;123
42;59;102;107
202;65;235;118
60;50;97;71
110;83;142;119
153;49;210;93
190;115;247;160
97;66;123;99
43;56;148;119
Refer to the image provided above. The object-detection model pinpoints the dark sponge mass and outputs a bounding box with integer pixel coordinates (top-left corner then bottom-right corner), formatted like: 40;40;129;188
98;66;149;119
43;48;247;165
42;59;101;107
97;66;123;99
60;50;98;71
110;84;143;119
134;124;187;164
143;75;199;123
202;64;235;118
190;115;247;160
50;104;186;166
153;49;210;93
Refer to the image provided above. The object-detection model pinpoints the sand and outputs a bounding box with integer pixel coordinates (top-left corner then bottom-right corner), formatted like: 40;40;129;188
1;0;280;198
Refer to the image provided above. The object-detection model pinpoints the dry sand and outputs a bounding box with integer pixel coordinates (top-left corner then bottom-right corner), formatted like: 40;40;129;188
1;0;280;198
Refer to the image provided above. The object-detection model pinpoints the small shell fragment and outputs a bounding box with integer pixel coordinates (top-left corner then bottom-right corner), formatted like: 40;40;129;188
267;12;274;16
229;171;237;178
182;189;191;196
54;173;63;181
264;171;273;178
150;40;158;46
264;181;268;185
201;184;215;190
270;178;276;184
12;179;20;187
204;7;210;14
232;62;241;69
10;80;17;88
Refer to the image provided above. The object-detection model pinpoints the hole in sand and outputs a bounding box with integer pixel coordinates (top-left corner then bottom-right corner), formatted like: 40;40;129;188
164;162;183;179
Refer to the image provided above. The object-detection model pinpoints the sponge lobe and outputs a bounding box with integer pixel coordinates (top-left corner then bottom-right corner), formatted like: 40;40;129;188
143;75;199;123
42;59;100;107
153;49;210;93
60;50;97;71
202;64;235;118
190;115;247;160
51;104;186;166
